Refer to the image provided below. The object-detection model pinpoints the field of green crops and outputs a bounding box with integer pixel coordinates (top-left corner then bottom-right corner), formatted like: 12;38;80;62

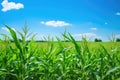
0;26;120;80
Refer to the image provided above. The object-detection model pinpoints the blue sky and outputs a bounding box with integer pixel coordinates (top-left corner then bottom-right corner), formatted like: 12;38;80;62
0;0;120;41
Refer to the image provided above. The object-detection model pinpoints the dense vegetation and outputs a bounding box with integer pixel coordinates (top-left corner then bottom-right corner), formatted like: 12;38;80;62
94;38;102;42
0;25;120;80
116;38;120;42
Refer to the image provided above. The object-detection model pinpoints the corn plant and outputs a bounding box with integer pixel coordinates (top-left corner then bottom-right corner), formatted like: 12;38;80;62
0;25;120;80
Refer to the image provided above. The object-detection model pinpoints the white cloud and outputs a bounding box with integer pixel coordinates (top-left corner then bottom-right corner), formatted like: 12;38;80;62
90;28;97;30
115;34;120;38
105;22;108;25
1;0;24;12
2;27;16;32
115;12;120;16
73;33;97;38
2;27;9;31
34;34;46;40
73;33;101;40
40;20;71;27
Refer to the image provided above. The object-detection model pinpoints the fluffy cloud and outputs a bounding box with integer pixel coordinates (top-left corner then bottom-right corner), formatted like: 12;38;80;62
2;27;9;31
73;33;96;38
34;34;45;40
115;34;120;38
41;20;71;27
115;12;120;16
105;22;108;25
2;27;16;32
73;33;101;40
90;28;97;30
1;0;24;12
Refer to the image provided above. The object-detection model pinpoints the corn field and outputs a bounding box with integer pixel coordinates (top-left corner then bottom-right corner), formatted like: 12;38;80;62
0;25;120;80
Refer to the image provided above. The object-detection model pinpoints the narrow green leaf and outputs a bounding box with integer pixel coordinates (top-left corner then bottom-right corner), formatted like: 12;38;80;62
5;25;22;53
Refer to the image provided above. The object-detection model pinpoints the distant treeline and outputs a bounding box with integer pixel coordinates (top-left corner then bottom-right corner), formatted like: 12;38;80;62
2;38;120;42
5;39;70;42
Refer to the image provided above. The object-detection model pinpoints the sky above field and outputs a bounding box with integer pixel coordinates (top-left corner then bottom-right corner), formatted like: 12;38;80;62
0;0;120;41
